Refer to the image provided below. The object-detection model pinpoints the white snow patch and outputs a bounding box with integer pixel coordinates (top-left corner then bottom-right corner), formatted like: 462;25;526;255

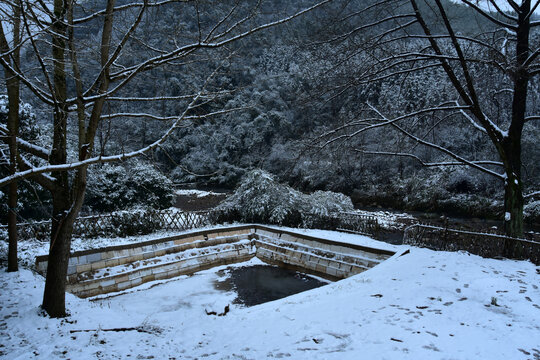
2;227;539;359
1;242;539;359
505;212;511;221
174;189;224;197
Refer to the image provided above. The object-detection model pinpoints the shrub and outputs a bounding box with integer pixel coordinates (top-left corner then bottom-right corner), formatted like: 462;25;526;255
524;200;540;225
212;169;354;226
86;160;174;212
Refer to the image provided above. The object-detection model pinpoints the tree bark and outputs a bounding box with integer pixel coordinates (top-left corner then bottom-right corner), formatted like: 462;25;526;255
504;173;524;240
502;1;530;239
502;135;524;239
41;190;74;318
42;0;70;317
6;71;20;273
3;1;21;272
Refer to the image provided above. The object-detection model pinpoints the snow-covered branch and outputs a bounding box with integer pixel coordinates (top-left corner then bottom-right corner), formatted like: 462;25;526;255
524;191;540;199
318;103;471;148
354;149;504;168
368;105;505;180
0;94;201;188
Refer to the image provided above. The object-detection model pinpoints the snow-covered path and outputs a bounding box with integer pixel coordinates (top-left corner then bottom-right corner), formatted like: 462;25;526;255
0;230;539;359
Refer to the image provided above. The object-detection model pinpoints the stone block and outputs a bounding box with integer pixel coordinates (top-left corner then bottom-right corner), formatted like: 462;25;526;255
83;281;100;290
256;229;276;238
100;251;113;260
101;279;116;288
138;268;152;278
105;258;119;268
132;253;144;262
143;251;155;260
86;252;101;263
154;271;168;280
117;281;132;290
90;260;106;271
318;258;329;267
167;269;180;278
142;274;155;283
115;274;129;284
76;263;92;273
67;265;77;275
326;267;338;277
155;249;166;257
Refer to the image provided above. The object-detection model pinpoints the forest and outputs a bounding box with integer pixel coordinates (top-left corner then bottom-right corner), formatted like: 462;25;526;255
2;0;539;226
0;0;539;317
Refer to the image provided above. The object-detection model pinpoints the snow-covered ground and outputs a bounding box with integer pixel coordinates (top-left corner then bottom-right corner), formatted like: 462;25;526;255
1;228;539;359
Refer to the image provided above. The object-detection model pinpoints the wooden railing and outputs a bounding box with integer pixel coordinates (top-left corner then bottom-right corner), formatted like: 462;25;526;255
403;223;540;265
1;209;380;241
0;209;212;240
335;212;379;237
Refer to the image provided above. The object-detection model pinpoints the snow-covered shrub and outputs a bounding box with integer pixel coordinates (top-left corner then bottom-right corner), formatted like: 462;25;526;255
307;191;354;216
212;169;354;226
86;161;174;212
524;200;540;224
0;97;51;222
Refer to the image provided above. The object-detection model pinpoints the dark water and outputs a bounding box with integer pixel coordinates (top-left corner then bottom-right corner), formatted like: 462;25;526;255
215;265;329;307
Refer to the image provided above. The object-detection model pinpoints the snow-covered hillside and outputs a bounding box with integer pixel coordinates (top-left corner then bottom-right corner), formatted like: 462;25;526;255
0;229;538;359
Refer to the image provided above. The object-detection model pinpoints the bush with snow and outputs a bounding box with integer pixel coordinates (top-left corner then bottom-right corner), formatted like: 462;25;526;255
524;200;540;224
85;160;174;213
212;169;354;226
0;97;52;222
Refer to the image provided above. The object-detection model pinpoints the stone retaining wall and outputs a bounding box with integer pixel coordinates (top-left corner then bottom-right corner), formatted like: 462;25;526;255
35;225;398;298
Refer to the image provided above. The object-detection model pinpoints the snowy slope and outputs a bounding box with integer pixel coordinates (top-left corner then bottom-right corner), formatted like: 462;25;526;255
0;229;539;359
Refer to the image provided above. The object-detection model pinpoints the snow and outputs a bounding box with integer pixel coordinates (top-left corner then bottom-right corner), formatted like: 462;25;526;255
505;212;511;221
174;189;224;197
1;228;539;359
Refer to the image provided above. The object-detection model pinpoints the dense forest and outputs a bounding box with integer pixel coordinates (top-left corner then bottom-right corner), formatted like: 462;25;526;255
2;0;539;223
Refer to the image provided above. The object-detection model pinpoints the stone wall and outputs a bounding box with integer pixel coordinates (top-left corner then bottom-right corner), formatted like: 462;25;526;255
35;225;399;298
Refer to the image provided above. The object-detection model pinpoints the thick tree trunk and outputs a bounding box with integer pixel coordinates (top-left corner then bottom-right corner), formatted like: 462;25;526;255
3;2;21;272
502;0;529;240
42;185;76;317
41;169;88;317
503;173;524;240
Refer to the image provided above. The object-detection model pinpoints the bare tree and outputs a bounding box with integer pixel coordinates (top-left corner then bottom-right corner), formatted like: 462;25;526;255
0;0;22;272
0;0;329;317
315;0;539;238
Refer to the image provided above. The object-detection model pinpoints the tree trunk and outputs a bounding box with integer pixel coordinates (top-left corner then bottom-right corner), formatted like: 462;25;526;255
7;182;18;272
6;75;20;272
42;190;74;318
502;0;529;241
3;1;21;272
503;172;524;240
